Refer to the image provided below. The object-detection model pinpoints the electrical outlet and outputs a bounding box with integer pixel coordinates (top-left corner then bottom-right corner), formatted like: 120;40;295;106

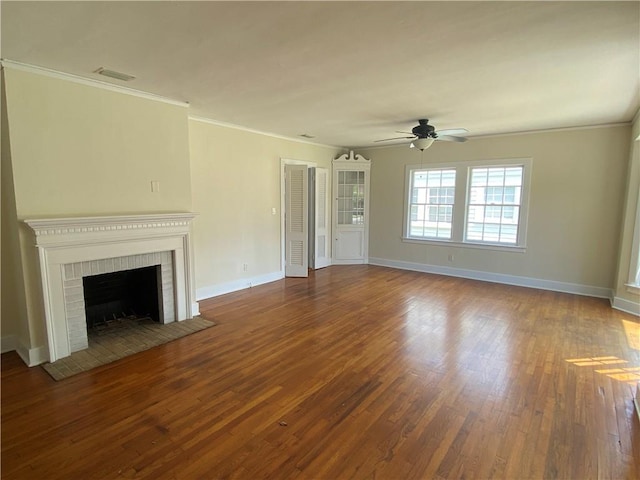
151;181;160;193
243;263;248;272
448;254;454;262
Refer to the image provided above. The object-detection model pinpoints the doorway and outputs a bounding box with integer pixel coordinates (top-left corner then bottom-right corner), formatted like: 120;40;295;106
281;159;330;277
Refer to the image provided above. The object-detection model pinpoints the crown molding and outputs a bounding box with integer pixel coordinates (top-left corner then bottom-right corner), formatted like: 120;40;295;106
355;122;632;150
0;59;189;108
468;122;632;140
188;115;340;149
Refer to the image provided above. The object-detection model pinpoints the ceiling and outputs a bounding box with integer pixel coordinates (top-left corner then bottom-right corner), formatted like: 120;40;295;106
2;1;639;148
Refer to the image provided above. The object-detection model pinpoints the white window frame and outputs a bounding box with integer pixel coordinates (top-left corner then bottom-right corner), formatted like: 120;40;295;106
407;168;457;240
626;187;640;293
403;158;532;252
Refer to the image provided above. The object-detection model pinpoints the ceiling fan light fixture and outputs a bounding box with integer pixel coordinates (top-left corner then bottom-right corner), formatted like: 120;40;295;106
411;137;435;151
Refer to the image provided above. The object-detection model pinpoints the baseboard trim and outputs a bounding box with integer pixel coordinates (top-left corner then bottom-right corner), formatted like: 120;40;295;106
1;335;17;354
196;270;284;301
611;296;640;316
16;342;49;367
331;259;368;265
368;257;613;299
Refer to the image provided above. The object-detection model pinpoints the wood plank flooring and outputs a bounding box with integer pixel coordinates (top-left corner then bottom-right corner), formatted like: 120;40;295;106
2;265;639;479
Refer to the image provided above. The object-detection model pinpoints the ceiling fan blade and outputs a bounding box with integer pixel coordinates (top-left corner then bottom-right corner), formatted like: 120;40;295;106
395;130;414;135
435;128;468;136
436;135;468;143
374;136;415;142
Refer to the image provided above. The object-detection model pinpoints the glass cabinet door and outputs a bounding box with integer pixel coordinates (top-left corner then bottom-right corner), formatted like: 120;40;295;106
332;151;371;264
337;170;365;225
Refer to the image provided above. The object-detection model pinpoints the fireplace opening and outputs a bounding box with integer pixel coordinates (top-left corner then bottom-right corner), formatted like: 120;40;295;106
83;265;162;329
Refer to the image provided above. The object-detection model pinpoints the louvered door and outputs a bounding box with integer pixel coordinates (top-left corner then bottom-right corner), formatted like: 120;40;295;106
313;167;331;269
284;164;309;277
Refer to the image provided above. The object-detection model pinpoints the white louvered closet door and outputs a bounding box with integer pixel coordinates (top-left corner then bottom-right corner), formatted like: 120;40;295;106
285;164;309;277
314;167;331;269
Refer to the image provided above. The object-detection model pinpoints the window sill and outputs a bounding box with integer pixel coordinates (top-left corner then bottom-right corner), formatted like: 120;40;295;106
401;237;527;253
625;283;640;295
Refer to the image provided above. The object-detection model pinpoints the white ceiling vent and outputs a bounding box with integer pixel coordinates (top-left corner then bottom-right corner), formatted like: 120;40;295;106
94;67;135;82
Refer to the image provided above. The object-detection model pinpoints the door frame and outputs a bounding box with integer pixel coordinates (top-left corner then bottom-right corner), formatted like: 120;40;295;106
280;158;317;274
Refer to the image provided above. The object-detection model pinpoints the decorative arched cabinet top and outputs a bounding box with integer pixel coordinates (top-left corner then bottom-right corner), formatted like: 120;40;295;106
333;150;371;170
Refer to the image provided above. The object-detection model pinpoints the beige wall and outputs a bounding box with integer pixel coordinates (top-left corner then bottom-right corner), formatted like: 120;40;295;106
5;69;192;217
188;118;342;295
360;125;631;291
3;68;192;353
1;71;28;350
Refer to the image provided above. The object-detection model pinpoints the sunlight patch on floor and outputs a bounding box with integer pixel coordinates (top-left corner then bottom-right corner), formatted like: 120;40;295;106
565;356;627;366
622;319;640;350
566;356;640;385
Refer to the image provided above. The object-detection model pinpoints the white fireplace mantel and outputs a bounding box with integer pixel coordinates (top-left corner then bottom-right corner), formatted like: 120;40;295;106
25;213;198;363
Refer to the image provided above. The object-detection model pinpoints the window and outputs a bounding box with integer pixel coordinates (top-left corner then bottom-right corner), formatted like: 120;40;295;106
404;159;531;250
627;188;640;290
408;169;456;239
466;166;523;245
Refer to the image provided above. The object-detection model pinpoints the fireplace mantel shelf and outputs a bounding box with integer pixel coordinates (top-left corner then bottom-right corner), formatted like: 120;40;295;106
25;213;197;246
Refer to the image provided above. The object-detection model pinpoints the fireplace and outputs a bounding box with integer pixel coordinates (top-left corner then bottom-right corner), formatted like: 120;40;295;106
25;213;197;363
83;266;161;329
62;251;175;352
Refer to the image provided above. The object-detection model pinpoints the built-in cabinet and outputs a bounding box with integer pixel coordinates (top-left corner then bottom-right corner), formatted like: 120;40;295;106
332;151;370;264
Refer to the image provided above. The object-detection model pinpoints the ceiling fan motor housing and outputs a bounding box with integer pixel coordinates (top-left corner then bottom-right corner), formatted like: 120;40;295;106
412;119;436;138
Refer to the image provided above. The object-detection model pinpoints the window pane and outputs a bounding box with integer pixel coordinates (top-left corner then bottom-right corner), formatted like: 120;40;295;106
465;165;524;245
437;225;452;239
471;168;487;186
441;170;456;187
484;223;500;241
499;224;518;244
417;188;426;203
503;206;515;220
469;186;484;204
485;206;501;219
414;173;426;188
510;187;522;205
467;223;484;240
487;168;505;186
504;167;523;186
410;224;424;236
408;168;455;240
426;171;442;187
410;205;418;221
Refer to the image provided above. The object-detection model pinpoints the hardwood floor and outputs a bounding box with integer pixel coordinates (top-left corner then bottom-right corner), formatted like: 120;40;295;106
2;265;639;479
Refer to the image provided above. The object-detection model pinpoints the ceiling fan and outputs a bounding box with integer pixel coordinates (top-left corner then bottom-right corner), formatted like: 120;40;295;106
375;119;468;150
